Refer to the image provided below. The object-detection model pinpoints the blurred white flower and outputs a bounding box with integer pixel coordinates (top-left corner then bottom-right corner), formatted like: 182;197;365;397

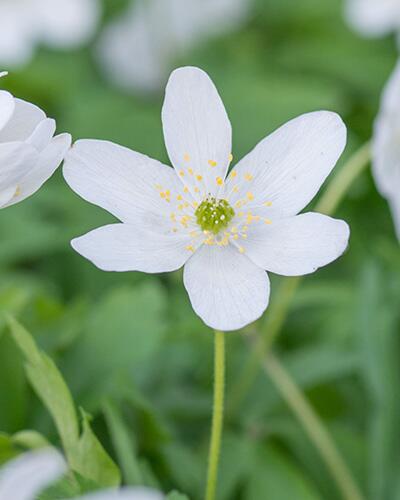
0;448;164;500
0;87;71;208
372;61;400;240
97;0;250;93
64;66;350;331
0;0;101;67
346;0;400;37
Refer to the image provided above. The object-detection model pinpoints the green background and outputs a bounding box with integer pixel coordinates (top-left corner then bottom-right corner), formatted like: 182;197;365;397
1;0;400;499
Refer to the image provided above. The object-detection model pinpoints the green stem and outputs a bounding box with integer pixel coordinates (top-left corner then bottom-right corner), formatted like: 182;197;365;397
263;353;365;500
205;330;226;500
228;141;371;414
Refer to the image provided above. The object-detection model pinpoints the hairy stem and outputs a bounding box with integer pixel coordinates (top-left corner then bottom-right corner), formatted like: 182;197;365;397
205;330;226;500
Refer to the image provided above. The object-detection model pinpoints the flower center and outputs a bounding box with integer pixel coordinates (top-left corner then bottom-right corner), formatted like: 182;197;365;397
195;196;235;234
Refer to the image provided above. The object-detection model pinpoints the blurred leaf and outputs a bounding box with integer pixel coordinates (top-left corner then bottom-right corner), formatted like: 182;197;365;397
166;492;190;500
12;430;50;450
8;318;120;487
103;399;143;485
64;283;167;407
357;263;400;500
245;445;321;500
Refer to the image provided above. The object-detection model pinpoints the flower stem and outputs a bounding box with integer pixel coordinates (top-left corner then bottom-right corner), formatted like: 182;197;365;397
228;140;371;414
263;353;365;500
205;330;225;500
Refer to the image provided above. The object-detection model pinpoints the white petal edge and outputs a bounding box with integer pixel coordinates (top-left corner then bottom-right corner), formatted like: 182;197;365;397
75;487;164;500
27;118;56;152
162;66;232;198
225;111;347;218
0;98;46;143
243;212;350;277
63;139;188;224
345;0;400;37
4;133;71;208
72;223;192;273
183;244;270;331
0;449;66;500
0;141;38;191
0;91;15;132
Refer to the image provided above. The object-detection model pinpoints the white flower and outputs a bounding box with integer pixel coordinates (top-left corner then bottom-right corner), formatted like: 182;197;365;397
345;0;400;37
64;67;350;332
0;0;101;67
372;60;400;240
0;448;164;500
97;0;249;93
0;87;71;208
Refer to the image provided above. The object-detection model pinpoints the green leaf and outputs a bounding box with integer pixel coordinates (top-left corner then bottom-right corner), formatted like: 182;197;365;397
64;283;167;408
103;399;143;486
8;316;79;459
12;430;50;450
74;409;120;488
166;492;190;500
245;446;321;500
0;433;19;465
8;317;120;487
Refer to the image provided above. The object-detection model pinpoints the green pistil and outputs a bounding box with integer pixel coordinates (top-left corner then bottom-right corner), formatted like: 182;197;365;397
195;197;235;234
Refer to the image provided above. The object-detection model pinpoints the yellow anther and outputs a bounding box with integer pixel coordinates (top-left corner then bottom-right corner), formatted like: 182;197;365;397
184;186;189;193
233;185;239;193
192;202;199;208
216;176;224;186
160;192;166;199
241;233;248;239
188;168;194;175
178;204;184;211
196;174;203;181
179;170;185;177
263;201;273;207
208;160;217;167
242;225;249;232
246;191;254;201
238;246;245;254
245;173;253;181
186;245;195;252
233;234;239;240
190;230;199;238
238;211;244;217
172;228;178;232
170;213;176;221
177;194;183;201
231;226;238;233
229;153;233;162
264;218;272;224
155;183;162;190
194;187;200;193
235;200;244;208
230;170;237;179
184;202;190;208
184;153;190;162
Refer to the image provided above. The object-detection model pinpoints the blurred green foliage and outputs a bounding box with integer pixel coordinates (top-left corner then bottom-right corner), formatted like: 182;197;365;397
1;0;400;499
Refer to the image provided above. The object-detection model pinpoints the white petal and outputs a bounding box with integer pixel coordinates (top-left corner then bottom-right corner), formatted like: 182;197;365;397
0;91;15;131
63;139;189;224
372;62;400;200
0;142;38;191
225;111;346;218
183;244;270;331
75;487;163;500
0;449;66;500
243;212;350;276
0;185;18;208
388;195;400;241
4;133;71;208
346;0;400;37
162;67;232;198
27;118;56;152
0;98;46;143
72;223;192;273
37;0;101;47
